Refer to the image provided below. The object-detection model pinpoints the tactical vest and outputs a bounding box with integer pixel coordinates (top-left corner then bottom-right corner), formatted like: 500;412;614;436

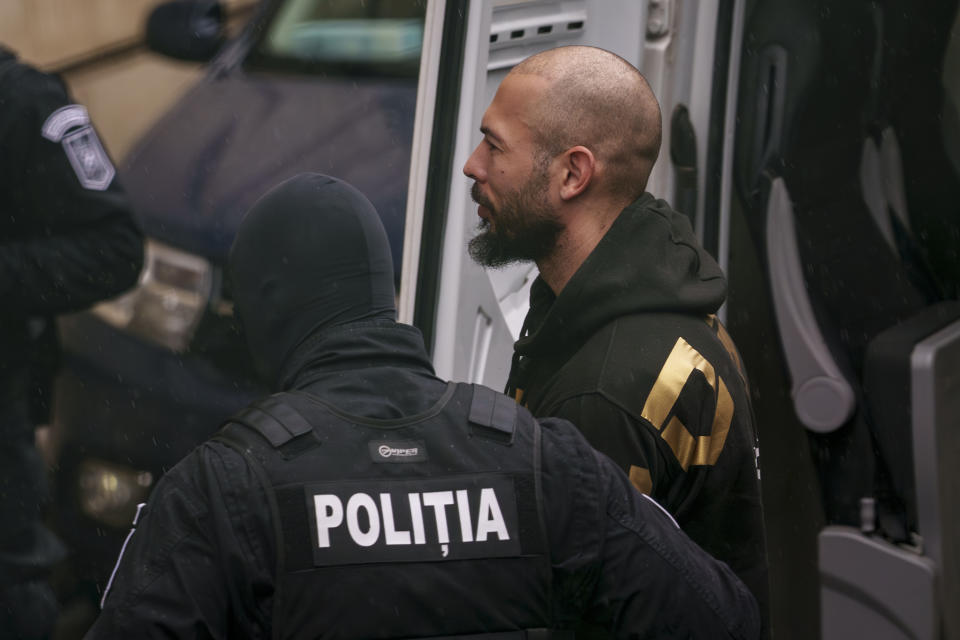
215;382;562;640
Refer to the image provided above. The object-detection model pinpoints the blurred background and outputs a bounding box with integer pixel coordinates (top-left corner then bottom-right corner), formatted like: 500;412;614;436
0;0;256;158
2;2;427;636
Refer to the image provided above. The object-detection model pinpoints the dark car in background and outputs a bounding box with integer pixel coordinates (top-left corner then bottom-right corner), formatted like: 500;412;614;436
50;0;426;619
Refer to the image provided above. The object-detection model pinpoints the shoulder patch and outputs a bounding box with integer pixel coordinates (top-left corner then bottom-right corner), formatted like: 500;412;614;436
42;104;115;191
41;104;90;140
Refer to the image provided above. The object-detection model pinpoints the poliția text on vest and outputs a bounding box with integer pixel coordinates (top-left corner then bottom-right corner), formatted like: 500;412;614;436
314;488;511;548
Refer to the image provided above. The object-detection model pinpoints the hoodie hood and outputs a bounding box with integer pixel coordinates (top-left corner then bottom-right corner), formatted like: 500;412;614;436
227;173;396;385
515;192;726;359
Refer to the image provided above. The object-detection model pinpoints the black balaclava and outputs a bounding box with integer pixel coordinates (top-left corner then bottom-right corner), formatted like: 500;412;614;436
227;173;396;384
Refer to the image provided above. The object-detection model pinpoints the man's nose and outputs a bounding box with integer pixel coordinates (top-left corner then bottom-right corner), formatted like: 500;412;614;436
463;143;484;181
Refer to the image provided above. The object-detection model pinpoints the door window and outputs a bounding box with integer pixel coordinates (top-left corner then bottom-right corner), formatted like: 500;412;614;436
246;0;427;76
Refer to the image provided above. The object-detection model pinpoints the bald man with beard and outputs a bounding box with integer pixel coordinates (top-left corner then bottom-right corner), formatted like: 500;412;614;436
464;46;770;635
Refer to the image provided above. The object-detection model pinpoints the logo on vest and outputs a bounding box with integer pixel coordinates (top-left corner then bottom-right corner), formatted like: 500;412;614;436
369;439;428;463
304;475;523;566
378;445;419;458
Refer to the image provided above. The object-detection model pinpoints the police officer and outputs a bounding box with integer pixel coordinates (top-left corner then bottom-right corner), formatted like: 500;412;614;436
0;46;144;639
88;174;759;639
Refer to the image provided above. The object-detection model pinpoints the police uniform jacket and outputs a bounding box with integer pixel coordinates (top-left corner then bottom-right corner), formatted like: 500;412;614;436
0;48;142;581
90;319;760;639
505;193;770;629
0;48;143;405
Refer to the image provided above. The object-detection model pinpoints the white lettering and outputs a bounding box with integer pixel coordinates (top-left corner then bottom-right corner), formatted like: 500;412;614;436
314;486;512;550
380;493;411;545
409;493;426;544
314;495;344;548
346;493;380;547
378;445;419;458
422;491;454;544
475;488;509;541
455;489;474;542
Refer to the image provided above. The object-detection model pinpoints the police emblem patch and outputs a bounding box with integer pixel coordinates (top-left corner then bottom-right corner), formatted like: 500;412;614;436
42;104;115;191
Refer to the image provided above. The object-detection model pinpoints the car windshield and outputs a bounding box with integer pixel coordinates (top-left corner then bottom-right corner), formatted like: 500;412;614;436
245;0;426;77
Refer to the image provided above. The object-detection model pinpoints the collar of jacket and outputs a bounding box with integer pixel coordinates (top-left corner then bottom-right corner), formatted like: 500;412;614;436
514;192;727;360
277;319;436;391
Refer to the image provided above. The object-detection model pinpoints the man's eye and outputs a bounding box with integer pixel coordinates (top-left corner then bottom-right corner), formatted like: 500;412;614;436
485;139;499;152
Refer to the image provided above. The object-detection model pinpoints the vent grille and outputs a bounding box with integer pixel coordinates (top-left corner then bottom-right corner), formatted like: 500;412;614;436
488;0;588;70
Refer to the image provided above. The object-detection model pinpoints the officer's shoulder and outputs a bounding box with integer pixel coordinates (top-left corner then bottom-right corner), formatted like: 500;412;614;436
3;63;71;119
2;59;63;93
158;437;251;489
533;414;596;458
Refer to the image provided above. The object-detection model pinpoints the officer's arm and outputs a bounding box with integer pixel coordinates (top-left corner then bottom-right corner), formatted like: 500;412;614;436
545;393;675;504
539;417;760;639
86;443;274;639
0;68;143;315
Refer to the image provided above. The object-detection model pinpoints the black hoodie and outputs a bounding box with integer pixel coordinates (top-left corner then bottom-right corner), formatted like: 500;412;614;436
507;192;770;628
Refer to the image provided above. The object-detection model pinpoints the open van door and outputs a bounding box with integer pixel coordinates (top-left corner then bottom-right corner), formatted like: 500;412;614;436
399;0;747;391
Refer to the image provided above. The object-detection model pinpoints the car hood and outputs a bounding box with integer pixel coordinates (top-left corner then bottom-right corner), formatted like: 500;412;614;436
120;68;418;267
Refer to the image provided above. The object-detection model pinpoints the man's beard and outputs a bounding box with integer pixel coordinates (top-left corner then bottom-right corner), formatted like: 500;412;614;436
468;171;563;268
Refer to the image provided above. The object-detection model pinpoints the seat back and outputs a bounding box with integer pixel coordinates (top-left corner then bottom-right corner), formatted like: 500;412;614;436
821;306;960;639
737;0;933;526
736;0;960;636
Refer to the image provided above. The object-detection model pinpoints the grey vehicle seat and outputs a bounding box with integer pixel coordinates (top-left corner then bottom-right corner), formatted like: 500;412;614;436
735;0;960;636
877;0;960;301
820;301;960;640
736;0;934;527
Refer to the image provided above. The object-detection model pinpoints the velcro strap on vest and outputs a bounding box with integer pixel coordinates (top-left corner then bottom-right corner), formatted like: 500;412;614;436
230;393;314;448
468;384;517;436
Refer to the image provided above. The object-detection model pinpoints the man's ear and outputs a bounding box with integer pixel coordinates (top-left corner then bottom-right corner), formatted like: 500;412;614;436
559;145;595;201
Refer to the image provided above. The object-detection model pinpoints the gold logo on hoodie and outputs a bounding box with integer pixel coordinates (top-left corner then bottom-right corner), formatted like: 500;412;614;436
641;337;734;470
